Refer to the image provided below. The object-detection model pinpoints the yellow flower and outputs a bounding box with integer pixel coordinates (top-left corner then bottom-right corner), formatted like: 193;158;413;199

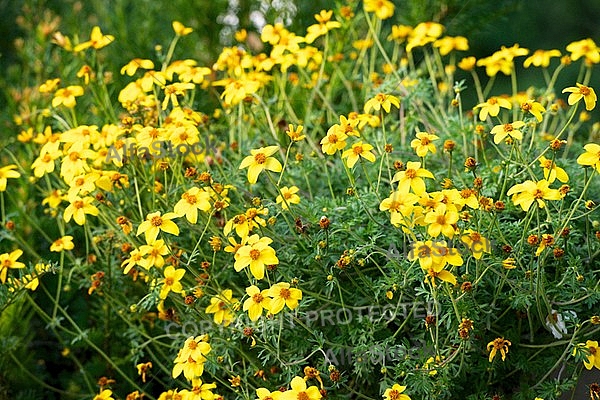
159;266;186;299
433;36;469;56
256;388;283;400
120;58;155;76
161;82;195;110
410;131;439;158
52;85;84;108
566;38;600;64
93;389;114;400
490;121;526;144
383;384;411;400
138;239;169;269
205;289;238;326
363;0;395;20
487;337;511;362
286;124;305;142
63;196;99;225
276;186;301;210
506;179;562;212
234;234;278;280
364;93;400;113
172;20;193;36
268;282;302;314
320;129;348;155
577;143;600;172
457;56;476;71
473;97;512;121
173;187;212;224
460;230;491;260
243;285;271;321
136;211;180;243
74;26;114;52
341;141;376;168
239;145;283;184
0;165;20;191
379;191;419;226
520;99;546;122
523;49;561;68
0;249;26;284
538;156;568;183
50;236;75;252
423;204;459;239
391;161;435;195
305;9;341;44
562;83;597;111
580;340;600;370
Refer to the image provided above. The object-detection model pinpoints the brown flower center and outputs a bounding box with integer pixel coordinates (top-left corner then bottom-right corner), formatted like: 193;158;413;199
249;249;261;260
254;153;267;164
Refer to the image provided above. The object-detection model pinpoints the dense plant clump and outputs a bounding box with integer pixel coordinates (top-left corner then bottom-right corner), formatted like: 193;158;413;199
1;1;600;400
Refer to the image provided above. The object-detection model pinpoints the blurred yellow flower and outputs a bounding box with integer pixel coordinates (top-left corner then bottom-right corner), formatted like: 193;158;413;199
0;165;20;191
523;49;561;68
172;21;193;36
364;93;400;114
50;236;75;252
363;0;395;20
562;83;597;111
52;85;84;108
0;249;26;284
473;97;512;121
566;38;600;64
577;143;600;172
74;26;114;52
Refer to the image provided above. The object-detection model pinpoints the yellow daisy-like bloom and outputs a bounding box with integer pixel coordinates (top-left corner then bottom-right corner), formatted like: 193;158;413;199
93;389;114;400
423;204;459;239
138;239;169;270
391;161;435;195
380;191;419;226
0;249;26;284
538;156;568;183
506;179;562;212
159;265;186;299
243;285;271;321
279;376;321;400
457;56;477;71
523;49;561;68
276;186;301;210
566;38;600;64
578;340;600;370
577;143;600;172
50;236;75;252
490;121;526;144
0;164;20;191
433;36;469;56
410;131;439;158
520;99;546;123
487;337;512;362
473;97;512;121
173;187;212;224
256;387;283;400
52;85;84;108
234;235;278;280
120;58;154;76
205;289;238;327
305;9;341;44
286;124;305;142
363;0;395;20
239;145;283;184
73;26;114;52
364;93;400;114
460;230;491;260
172;20;193;36
268;282;302;315
136;211;180;244
320;129;348;155
341;141;376;168
63;196;99;225
383;384;411;400
562;83;597;111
